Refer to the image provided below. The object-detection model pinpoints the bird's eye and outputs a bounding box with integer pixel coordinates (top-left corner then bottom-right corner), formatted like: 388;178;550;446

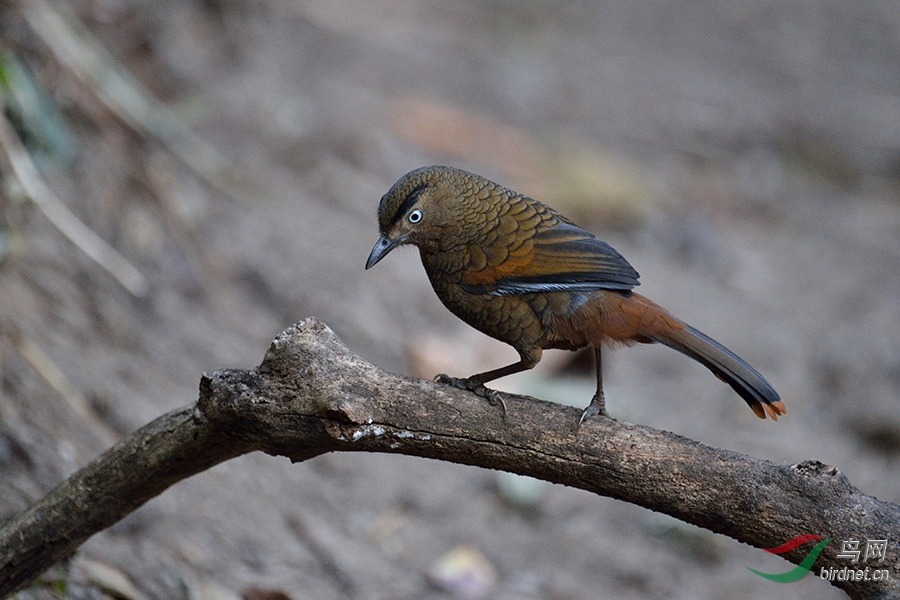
408;209;423;224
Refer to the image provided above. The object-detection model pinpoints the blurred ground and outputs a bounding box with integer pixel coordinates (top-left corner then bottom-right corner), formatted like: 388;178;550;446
1;1;899;598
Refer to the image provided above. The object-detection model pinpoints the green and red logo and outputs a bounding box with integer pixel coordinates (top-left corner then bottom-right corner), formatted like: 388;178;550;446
747;534;833;582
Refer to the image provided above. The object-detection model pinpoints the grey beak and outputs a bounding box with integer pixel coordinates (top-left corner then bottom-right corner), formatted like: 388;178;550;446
365;234;401;269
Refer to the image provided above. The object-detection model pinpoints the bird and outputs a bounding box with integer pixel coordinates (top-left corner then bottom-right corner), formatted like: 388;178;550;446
365;165;785;425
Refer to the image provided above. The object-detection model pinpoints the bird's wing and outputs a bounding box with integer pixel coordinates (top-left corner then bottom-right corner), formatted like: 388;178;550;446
460;221;640;295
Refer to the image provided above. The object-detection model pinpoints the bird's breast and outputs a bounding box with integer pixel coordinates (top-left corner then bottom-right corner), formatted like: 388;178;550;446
423;268;544;352
423;268;593;353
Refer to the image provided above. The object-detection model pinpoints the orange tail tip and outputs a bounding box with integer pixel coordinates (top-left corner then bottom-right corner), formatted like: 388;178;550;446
749;398;786;420
761;400;787;421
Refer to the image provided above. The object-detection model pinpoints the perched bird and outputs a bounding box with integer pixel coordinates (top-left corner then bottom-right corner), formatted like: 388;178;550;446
366;165;785;424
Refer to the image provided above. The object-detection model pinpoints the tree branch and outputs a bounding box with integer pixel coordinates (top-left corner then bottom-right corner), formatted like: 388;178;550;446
1;318;898;599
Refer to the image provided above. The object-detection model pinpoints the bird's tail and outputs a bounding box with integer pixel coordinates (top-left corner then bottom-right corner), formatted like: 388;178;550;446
648;324;785;420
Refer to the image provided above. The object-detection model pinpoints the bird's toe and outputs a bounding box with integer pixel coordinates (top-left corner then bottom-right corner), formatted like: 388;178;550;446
434;374;508;417
576;402;610;432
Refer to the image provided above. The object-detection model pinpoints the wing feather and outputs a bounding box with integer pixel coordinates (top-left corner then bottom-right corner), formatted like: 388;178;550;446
460;222;639;295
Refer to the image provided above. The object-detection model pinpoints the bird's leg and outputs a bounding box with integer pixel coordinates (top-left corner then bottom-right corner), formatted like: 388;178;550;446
435;349;541;418
578;346;610;429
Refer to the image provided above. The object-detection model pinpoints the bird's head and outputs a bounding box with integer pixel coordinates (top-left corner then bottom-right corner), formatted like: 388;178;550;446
365;165;479;269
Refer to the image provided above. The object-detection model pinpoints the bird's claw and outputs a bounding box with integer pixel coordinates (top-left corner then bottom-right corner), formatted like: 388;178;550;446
480;387;508;418
435;374;508;418
575;399;610;433
434;373;464;388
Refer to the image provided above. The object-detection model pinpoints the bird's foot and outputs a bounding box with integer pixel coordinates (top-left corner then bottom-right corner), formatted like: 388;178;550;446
576;395;610;432
435;374;508;418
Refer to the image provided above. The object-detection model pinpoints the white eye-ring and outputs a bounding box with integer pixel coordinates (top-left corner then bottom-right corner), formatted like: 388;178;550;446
408;209;423;223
